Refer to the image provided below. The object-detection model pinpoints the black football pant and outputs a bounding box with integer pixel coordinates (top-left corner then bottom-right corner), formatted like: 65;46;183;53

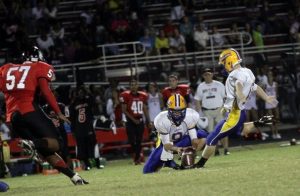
125;119;144;162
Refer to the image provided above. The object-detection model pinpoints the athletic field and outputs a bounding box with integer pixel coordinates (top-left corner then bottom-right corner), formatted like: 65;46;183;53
3;142;300;196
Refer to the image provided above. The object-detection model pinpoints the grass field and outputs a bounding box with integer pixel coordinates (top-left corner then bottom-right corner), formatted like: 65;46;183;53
3;143;300;196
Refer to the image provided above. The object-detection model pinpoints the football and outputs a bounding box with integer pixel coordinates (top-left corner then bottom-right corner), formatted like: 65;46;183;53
181;147;196;169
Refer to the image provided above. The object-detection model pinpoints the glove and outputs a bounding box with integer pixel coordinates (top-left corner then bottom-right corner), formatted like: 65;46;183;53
254;115;274;127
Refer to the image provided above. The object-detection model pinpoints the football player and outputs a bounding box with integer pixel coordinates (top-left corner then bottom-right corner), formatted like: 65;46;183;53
194;48;278;168
120;79;151;165
161;74;190;107
69;86;102;170
0;46;88;185
143;94;208;174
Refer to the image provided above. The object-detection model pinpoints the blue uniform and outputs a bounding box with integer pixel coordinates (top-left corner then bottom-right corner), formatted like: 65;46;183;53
143;129;208;174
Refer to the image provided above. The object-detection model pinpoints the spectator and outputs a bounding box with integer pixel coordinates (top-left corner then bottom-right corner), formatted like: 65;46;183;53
139;29;155;56
212;25;226;48
50;20;64;47
44;0;58;20
179;16;194;51
32;1;46;21
228;23;240;45
170;0;185;21
110;12;129;42
169;28;186;54
155;29;169;55
36;29;54;59
163;19;176;36
93;15;107;45
194;68;229;155
289;15;300;42
63;38;76;63
193;23;209;51
128;11;144;41
147;82;163;125
253;24;267;67
265;70;281;139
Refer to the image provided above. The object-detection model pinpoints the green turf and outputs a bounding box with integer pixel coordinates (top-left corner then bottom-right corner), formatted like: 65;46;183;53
3;143;300;196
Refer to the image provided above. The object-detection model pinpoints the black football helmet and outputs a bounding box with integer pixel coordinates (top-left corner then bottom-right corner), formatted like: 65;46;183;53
22;46;45;62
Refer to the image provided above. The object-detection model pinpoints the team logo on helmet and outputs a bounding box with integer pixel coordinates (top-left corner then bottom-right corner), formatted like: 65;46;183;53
167;94;187;126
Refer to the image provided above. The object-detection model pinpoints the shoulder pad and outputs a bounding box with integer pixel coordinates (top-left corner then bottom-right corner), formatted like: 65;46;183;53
184;108;199;128
154;111;169;135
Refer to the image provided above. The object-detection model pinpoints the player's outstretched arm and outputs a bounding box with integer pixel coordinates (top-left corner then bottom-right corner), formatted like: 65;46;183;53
256;85;278;106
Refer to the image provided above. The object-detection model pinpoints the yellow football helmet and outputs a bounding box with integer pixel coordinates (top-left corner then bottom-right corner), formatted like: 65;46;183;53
167;94;187;126
218;48;242;73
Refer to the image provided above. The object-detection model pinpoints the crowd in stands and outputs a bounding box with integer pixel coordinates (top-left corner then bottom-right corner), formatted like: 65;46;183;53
1;0;300;64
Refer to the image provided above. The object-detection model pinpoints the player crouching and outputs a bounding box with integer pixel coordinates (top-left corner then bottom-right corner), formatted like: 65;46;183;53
143;94;208;174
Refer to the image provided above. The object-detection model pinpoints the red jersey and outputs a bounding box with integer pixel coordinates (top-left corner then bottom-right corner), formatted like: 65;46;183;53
0;61;55;122
161;84;190;104
119;90;148;119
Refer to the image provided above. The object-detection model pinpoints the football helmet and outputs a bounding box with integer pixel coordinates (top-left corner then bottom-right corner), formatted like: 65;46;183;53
167;94;187;126
22;46;45;62
218;48;242;73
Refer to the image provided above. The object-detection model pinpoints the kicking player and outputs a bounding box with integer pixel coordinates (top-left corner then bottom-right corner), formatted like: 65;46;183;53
194;48;278;168
143;94;208;174
0;46;88;185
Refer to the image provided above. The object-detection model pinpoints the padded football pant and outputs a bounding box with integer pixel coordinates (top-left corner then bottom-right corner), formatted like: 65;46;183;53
206;108;246;146
143;130;208;174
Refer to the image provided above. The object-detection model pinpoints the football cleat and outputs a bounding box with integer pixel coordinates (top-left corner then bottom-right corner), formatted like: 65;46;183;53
254;115;274;127
71;173;89;185
164;160;181;170
18;139;43;164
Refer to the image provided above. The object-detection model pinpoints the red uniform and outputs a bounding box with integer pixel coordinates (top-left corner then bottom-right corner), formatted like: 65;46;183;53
161;84;190;104
119;90;148;119
0;61;59;122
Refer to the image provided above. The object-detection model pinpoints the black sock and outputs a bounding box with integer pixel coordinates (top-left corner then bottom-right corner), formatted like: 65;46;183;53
83;159;90;168
95;158;100;167
53;159;75;178
197;157;208;167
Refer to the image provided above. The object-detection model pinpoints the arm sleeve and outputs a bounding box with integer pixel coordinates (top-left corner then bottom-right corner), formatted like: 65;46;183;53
160;133;171;145
188;128;197;140
38;78;61;114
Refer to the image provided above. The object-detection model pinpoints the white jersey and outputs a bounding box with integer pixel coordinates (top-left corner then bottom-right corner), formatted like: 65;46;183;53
265;81;277;109
148;93;161;122
224;67;258;110
194;80;225;109
154;108;199;144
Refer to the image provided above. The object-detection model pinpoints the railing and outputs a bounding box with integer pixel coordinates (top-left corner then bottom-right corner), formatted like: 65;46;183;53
52;32;300;86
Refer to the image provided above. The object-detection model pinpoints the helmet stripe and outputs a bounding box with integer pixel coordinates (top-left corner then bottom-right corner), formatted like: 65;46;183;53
231;48;241;60
175;94;180;108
